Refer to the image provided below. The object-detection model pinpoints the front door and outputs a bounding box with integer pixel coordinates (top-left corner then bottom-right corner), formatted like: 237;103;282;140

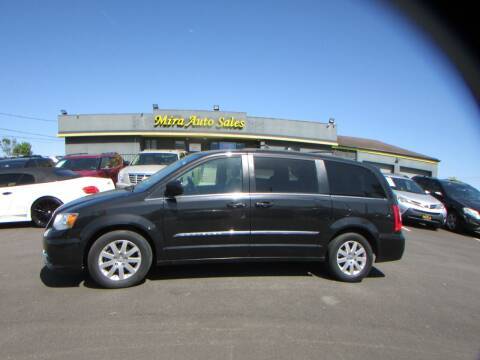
162;154;250;260
249;155;331;258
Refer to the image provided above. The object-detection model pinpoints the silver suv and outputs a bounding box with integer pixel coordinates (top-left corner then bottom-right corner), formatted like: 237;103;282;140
385;174;446;229
117;150;187;188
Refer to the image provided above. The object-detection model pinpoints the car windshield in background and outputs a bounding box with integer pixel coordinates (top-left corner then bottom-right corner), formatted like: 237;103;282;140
133;152;204;192
441;181;480;201
56;158;100;171
387;177;425;194
130;153;179;166
0;159;28;168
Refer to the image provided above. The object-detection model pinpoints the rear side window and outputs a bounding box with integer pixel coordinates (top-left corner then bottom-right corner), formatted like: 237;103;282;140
16;174;35;185
253;157;318;193
38;159;53;167
0;173;31;187
325;161;386;198
0;159;28;169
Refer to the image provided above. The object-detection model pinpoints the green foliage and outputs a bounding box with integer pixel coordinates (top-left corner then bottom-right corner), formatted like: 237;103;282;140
1;137;17;157
12;142;32;157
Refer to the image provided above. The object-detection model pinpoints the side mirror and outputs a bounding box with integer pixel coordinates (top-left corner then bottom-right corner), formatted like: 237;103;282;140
165;180;183;197
434;191;443;197
123;160;130;166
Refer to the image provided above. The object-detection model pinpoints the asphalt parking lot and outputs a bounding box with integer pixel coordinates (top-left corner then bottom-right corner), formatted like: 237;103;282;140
0;224;479;360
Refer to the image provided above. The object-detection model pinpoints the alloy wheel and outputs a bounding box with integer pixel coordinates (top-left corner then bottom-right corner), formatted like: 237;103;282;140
98;240;142;281
31;199;62;227
336;240;367;276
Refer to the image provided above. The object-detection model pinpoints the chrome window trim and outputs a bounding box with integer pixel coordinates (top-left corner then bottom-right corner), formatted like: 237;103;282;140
331;194;388;200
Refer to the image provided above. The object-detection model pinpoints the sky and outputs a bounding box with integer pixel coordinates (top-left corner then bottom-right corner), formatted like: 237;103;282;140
0;0;479;187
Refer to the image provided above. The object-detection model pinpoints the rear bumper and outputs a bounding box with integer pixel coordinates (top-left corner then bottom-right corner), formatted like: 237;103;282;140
376;232;405;262
42;228;84;272
402;208;446;226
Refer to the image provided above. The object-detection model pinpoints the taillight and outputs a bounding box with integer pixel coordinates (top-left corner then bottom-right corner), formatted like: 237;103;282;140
392;204;402;232
83;186;99;194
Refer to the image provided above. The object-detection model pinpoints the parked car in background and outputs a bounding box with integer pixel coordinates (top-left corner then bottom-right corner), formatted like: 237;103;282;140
43;149;404;288
56;153;124;182
0;156;54;169
413;176;480;234
0;168;115;227
116;150;187;188
385;174;446;229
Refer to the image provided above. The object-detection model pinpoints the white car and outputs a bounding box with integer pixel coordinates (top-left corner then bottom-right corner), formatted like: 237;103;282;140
0;168;115;227
385;174;447;229
117;150;187;188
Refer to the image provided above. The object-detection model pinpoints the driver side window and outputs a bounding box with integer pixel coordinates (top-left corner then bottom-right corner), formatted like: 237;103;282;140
176;157;242;196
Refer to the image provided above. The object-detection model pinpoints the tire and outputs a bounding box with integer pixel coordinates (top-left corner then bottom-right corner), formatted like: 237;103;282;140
445;210;461;232
87;230;153;289
327;233;373;282
31;197;63;227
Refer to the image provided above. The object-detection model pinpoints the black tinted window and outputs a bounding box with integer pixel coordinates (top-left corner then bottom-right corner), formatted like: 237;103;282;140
38;159;53;167
326;161;386;198
254;157;318;193
0;159;28;169
16;174;35;185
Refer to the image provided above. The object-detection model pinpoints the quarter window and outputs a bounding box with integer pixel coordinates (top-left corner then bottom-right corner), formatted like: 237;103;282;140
176;157;243;195
325;161;386;198
253;157;318;193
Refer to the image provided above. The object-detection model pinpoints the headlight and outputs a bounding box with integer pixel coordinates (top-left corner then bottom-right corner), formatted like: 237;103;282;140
53;213;79;230
463;207;480;220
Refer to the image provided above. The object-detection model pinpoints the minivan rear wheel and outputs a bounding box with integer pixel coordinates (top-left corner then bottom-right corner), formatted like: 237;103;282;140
87;230;153;289
328;233;373;282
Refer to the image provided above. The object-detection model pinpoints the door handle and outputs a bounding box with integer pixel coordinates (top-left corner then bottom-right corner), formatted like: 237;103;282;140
2;192;12;195
227;202;246;209
255;201;273;208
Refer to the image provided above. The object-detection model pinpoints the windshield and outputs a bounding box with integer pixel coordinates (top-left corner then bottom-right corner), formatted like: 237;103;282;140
441;181;480;201
386;176;425;194
133;152;204;192
130;153;179;166
56;158;100;171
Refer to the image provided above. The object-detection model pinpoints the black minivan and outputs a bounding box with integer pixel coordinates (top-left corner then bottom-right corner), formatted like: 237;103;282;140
43;150;404;288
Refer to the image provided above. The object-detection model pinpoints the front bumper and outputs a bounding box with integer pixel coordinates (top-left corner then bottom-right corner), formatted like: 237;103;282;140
42;228;84;272
462;214;480;233
376;232;405;263
402;208;446;226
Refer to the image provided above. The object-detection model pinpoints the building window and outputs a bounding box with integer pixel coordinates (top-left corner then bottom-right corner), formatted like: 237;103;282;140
175;140;186;150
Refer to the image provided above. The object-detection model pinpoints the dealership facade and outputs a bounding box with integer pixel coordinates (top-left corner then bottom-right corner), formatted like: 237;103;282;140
58;107;439;177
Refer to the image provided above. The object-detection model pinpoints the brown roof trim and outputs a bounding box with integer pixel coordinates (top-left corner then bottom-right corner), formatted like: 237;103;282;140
337;135;440;162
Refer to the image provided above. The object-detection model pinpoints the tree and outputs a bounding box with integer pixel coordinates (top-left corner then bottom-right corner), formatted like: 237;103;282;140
12;142;32;157
1;137;17;157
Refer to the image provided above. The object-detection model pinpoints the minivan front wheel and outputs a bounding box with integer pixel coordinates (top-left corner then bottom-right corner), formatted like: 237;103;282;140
328;233;373;282
87;230;153;289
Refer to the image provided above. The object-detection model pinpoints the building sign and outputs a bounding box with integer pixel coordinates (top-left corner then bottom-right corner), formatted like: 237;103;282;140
154;114;245;130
